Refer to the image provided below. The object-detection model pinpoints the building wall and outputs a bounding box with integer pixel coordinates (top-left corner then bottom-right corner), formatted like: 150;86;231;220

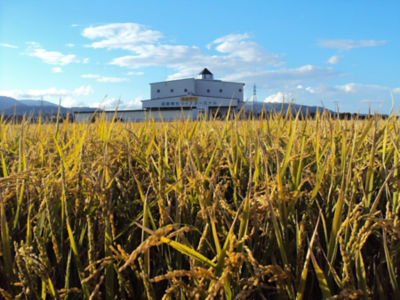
142;96;239;109
151;79;195;99
150;78;244;102
195;80;244;101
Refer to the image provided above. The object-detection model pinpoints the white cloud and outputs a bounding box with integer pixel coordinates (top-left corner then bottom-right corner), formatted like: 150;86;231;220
0;43;18;49
81;74;129;83
297;85;316;94
110;45;334;89
82;23;163;51
318;39;387;51
81;24;282;81
92;97;121;109
111;37;281;81
97;77;128;83
327;55;340;65
52;67;62;73
360;98;384;104
335;82;390;94
81;74;98;79
26;42;87;65
110;44;204;69
91;96;143;110
393;88;400;94
122;97;143;109
66;43;75;48
222;65;338;89
60;97;87;107
29;49;80;65
73;86;94;96
127;71;144;76
284;82;400;113
0;86;94;102
209;33;280;65
337;83;357;93
264;92;291;103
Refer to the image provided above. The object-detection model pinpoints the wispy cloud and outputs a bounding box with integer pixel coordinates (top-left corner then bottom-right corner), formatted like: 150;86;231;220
52;67;62;73
91;96;143;109
126;71;144;76
26;42;88;65
81;23;283;83
290;82;399;113
264;92;291;103
108;33;282;80
0;43;18;49
0;86;93;101
82;23;163;50
208;33;280;64
327;55;340;65
318;39;387;51
222;65;338;89
81;74;129;83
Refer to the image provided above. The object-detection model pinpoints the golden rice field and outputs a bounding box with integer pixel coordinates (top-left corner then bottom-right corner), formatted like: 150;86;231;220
0;112;399;299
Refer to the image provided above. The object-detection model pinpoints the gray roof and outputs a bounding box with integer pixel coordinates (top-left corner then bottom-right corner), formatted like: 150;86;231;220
199;68;213;75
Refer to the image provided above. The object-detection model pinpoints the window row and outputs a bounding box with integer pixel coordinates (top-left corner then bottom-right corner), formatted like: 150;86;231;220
156;88;242;93
157;88;188;93
160;101;218;106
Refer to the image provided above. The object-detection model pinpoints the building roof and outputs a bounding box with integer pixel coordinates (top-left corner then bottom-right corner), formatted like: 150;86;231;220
199;68;213;75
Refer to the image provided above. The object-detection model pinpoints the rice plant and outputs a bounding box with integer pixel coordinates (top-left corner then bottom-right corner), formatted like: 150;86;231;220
0;112;399;299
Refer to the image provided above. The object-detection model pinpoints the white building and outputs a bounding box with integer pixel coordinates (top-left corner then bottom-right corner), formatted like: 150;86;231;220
142;68;244;118
74;68;245;122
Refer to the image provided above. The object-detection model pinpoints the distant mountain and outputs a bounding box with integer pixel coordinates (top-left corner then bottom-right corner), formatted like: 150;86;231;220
244;102;333;115
0;96;96;116
1;96;332;118
1;105;68;116
0;96;27;110
19;99;59;107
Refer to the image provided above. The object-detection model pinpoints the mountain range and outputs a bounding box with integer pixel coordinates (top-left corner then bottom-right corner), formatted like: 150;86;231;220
242;101;333;115
0;96;96;116
1;95;334;119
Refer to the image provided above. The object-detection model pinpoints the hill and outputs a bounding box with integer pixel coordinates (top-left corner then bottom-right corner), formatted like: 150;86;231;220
0;96;28;110
19;99;59;107
0;96;96;116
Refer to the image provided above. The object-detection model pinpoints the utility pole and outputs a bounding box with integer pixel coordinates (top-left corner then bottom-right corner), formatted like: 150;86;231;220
252;84;257;115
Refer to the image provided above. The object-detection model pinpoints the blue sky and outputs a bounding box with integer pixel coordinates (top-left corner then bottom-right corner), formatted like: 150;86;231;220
1;0;399;113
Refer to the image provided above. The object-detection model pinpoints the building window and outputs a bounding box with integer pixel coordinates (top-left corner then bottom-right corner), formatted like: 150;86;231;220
219;89;223;93
239;88;242;92
170;89;174;93
184;88;187;92
207;89;210;93
157;89;160;93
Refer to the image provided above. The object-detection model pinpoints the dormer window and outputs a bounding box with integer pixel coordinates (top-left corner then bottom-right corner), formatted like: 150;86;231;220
170;89;174;93
219;89;223;93
239;88;242;92
184;88;188;92
207;89;210;93
157;89;160;93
